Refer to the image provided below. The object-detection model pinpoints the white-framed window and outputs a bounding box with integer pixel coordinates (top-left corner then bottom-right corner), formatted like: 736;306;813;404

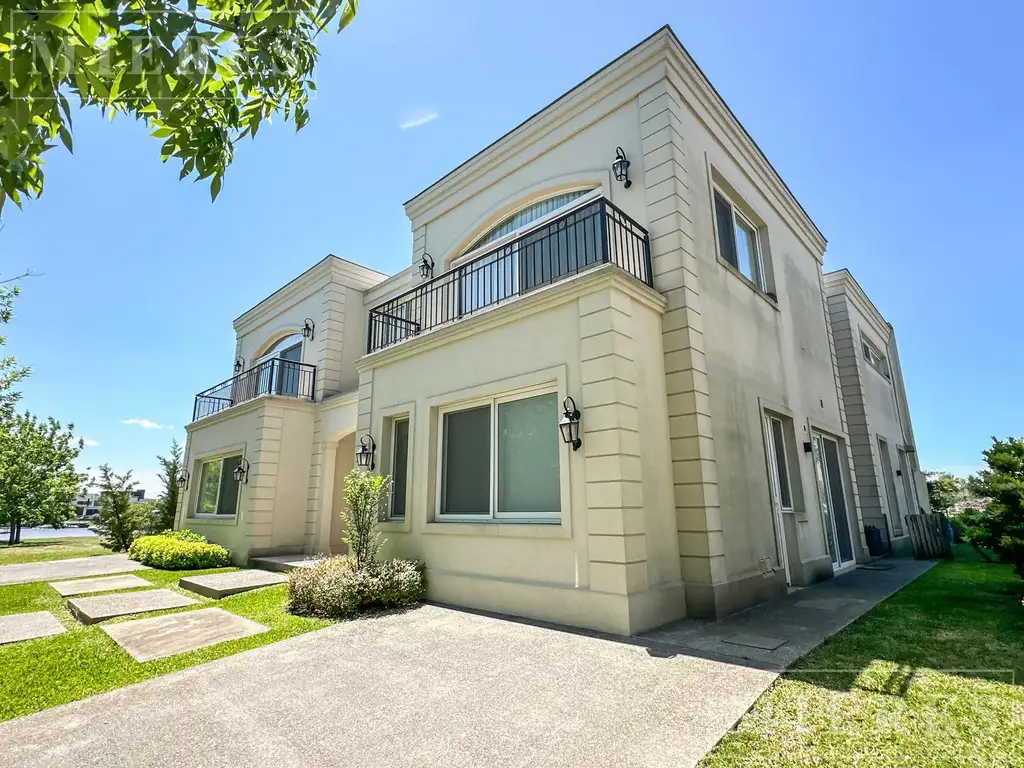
862;340;889;378
193;455;241;517
763;414;793;510
389;418;410;520
468;190;595;252
437;390;561;522
713;189;766;290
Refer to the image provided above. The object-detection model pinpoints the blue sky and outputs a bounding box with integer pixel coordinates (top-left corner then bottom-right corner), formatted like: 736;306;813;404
2;0;1020;491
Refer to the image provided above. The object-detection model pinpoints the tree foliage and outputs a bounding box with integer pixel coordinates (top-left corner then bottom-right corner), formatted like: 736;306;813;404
154;437;182;531
960;437;1024;580
0;0;358;210
0;411;83;544
925;471;968;513
94;464;139;551
0;285;29;417
341;469;388;569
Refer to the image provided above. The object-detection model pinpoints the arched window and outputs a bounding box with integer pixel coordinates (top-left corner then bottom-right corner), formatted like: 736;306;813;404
468;189;594;252
258;333;303;363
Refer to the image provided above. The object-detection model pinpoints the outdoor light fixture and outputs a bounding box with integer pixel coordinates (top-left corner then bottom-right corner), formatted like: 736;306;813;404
612;146;632;189
176;469;190;490
356;434;376;470
302;318;315;341
419;252;435;279
803;441;813;454
234;356;244;374
233;457;250;485
559;396;582;451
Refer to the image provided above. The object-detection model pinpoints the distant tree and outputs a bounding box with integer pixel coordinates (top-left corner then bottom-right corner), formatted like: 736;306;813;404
131;500;161;535
0;286;30;418
94;465;139;552
155;438;183;532
962;437;1024;580
0;412;82;544
925;471;967;513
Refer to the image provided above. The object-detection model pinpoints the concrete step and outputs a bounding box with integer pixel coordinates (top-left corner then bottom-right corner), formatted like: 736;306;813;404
249;554;324;573
179;569;287;599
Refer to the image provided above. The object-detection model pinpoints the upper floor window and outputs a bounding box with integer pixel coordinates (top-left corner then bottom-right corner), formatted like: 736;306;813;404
468;189;594;253
258;333;303;364
714;189;766;290
862;340;889;378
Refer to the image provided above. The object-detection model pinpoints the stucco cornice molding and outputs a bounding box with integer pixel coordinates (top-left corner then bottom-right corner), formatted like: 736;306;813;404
404;26;826;258
185;394;316;433
357;265;666;372
234;256;388;336
824;269;890;343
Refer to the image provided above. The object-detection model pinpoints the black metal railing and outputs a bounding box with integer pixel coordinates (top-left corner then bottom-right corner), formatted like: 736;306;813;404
192;358;317;421
367;197;652;353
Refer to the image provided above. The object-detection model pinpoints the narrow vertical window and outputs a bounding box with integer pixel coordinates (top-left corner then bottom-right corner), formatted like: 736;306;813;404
390;419;410;519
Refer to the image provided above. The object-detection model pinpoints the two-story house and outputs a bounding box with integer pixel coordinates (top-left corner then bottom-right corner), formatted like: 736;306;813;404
174;26;929;636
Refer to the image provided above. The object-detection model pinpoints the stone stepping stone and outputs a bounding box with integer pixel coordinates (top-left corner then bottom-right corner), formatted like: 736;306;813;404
49;574;152;597
101;607;267;662
0;611;66;645
179;570;287;599
0;554;149;587
67;589;198;625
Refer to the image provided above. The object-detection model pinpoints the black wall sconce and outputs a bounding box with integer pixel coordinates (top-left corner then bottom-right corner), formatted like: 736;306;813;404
233;457;250;485
419;252;435;279
895;469;903;477
803;441;813;454
176;469;190;490
302;318;315;341
612;146;632;189
356;434;376;470
559;396;582;451
234;356;244;374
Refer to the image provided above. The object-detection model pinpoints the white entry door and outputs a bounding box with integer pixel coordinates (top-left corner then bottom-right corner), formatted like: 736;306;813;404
762;414;793;585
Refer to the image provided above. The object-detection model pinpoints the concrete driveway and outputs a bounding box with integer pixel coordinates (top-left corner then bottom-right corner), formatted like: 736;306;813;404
0;604;777;768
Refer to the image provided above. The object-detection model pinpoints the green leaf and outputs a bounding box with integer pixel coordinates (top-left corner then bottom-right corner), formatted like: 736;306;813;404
209;174;222;202
58;125;73;153
338;0;357;31
44;3;77;31
78;11;100;47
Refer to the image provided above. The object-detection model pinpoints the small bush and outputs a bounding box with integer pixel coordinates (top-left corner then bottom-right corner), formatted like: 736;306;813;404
287;555;425;619
128;533;230;570
158;528;207;543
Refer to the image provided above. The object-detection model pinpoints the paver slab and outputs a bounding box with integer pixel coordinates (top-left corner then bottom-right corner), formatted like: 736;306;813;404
179;570;287;599
0;611;66;645
722;632;787;651
67;589;197;625
0;554;148;587
101;607;267;662
49;574;152;597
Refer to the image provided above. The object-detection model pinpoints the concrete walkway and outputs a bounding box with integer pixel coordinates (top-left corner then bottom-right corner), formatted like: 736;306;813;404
0;560;935;768
0;555;147;587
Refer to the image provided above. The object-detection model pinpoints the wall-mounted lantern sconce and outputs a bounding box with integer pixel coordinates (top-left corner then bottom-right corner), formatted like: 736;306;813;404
234;356;244;374
895;469;903;477
803;441;813;454
302;318;315;341
356;434;376;470
419;252;435;280
176;469;190;490
559;396;582;451
233;457;250;485
612;146;632;189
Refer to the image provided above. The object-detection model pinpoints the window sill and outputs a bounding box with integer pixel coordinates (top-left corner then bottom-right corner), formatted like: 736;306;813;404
377;519;410;533
423;520;571;540
186;515;239;526
716;257;779;310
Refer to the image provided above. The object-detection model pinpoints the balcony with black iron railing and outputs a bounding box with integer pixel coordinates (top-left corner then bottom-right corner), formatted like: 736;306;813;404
367;197;653;354
192;358;317;422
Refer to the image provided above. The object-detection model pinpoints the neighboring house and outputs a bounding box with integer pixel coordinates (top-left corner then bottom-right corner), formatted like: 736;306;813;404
824;270;928;554
175;26;929;635
75;489;147;517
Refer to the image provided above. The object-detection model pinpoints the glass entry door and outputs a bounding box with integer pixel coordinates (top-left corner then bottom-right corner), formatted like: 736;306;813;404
811;433;855;570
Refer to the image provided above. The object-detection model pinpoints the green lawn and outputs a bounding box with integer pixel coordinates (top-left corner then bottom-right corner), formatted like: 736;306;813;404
701;546;1024;767
0;567;333;722
0;536;111;565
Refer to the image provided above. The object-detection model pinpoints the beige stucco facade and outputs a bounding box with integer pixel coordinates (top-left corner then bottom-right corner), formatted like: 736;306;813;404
176;26;929;635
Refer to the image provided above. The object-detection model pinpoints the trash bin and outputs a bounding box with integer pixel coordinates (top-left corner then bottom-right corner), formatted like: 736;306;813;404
864;525;885;557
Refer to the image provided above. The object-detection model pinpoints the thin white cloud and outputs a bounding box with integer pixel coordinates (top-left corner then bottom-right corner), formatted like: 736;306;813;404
399;111;438;130
82;438;100;447
121;418;167;430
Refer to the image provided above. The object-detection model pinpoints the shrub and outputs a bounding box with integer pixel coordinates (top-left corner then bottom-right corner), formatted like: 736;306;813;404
128;533;230;570
287;555;425;618
342;470;390;569
159;528;207;543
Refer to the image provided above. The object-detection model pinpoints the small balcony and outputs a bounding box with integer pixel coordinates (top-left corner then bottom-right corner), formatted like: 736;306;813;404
367;197;652;353
192;358;317;421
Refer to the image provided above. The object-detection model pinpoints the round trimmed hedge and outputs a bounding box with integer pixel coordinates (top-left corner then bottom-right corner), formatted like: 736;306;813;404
128;531;230;570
